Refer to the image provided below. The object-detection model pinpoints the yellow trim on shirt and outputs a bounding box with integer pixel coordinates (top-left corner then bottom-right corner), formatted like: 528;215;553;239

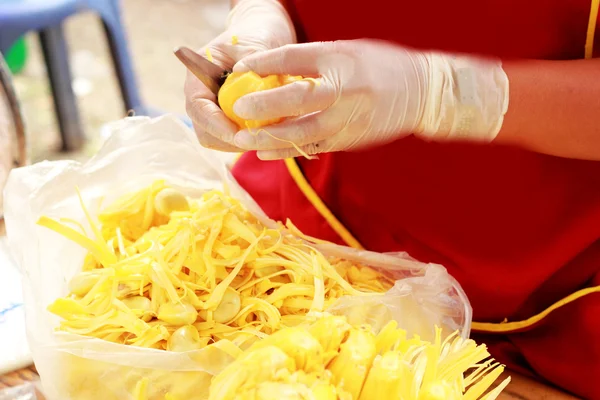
585;0;599;59
471;286;600;333
284;158;364;250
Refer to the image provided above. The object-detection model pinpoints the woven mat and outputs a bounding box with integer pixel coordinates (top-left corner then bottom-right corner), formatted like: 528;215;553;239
0;366;45;399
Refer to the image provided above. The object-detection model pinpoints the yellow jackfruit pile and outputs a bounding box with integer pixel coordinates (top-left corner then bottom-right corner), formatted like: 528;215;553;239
218;71;303;129
39;180;393;352
37;180;509;399
208;314;511;400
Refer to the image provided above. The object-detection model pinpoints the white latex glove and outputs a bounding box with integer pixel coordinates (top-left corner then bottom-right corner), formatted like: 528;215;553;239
231;40;509;160
184;0;296;151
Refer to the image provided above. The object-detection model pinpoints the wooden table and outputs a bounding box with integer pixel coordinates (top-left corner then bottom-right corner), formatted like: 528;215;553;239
496;373;580;400
0;366;580;400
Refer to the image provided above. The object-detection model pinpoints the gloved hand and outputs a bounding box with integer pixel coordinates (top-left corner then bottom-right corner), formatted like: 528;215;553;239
184;0;296;151
230;40;510;160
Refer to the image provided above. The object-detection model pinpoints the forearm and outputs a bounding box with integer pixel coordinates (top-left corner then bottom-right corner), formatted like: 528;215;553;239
495;59;600;160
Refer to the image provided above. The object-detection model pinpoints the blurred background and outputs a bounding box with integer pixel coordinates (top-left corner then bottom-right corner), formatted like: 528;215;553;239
8;0;228;163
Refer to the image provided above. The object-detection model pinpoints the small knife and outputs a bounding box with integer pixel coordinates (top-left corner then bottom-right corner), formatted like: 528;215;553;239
174;46;231;96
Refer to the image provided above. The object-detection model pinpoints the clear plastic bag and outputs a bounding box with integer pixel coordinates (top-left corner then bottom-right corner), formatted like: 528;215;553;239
4;115;471;400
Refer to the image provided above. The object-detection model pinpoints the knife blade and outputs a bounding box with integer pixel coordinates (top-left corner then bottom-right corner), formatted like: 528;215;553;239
174;46;230;96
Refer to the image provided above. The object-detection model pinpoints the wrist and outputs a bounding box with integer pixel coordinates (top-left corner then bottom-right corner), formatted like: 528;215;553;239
415;52;509;142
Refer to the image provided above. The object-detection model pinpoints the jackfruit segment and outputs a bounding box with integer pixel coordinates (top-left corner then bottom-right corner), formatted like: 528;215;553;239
208;315;511;400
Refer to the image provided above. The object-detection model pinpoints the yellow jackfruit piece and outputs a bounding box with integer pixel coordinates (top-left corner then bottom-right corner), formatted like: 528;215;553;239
327;327;377;399
154;188;189;216
208;314;511;400
208;346;295;400
375;320;406;355
308;313;350;365
253;381;308;400
217;71;302;130
199;287;242;323
250;327;325;373
167;325;209;352
122;296;153;322
157;302;197;325
358;351;405;400
311;381;341;400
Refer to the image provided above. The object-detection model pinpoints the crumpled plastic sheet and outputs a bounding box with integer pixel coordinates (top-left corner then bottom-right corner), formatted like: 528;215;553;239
0;383;38;400
4;115;473;400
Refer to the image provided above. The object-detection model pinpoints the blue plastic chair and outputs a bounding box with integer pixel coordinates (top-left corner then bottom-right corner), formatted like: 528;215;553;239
0;0;144;151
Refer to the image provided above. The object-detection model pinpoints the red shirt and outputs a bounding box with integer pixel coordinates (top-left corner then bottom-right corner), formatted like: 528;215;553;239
233;0;600;398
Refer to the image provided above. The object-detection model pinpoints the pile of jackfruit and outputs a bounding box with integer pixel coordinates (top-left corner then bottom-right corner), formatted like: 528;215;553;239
39;180;509;399
41;180;393;352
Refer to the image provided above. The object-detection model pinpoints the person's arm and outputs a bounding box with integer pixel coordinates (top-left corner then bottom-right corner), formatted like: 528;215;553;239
228;41;600;160
496;59;600;160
